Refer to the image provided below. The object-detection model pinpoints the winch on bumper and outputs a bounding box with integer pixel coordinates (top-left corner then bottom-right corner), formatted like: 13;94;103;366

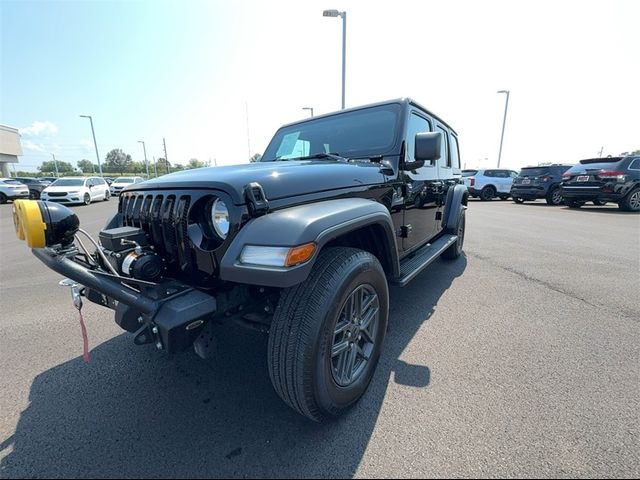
13;199;217;354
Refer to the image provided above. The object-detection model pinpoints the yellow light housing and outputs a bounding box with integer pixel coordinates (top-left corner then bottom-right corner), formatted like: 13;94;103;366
284;242;316;267
13;200;47;248
12;200;79;249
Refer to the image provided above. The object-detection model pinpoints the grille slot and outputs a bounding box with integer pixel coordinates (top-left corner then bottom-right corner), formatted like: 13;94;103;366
119;192;192;272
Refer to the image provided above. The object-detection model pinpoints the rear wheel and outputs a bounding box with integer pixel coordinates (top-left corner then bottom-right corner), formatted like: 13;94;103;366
499;195;509;201
618;188;640;212
29;190;40;200
0;193;7;204
103;190;110;201
441;209;466;260
513;197;525;204
268;247;388;422
592;199;607;206
566;200;584;209
546;187;563;206
480;186;495;201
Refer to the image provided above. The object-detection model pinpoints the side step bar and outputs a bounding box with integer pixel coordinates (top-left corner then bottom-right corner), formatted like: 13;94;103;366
390;234;458;287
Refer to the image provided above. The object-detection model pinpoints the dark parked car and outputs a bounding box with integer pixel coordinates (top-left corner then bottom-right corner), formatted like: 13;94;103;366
14;177;49;199
12;98;468;422
561;156;640;211
511;164;573;205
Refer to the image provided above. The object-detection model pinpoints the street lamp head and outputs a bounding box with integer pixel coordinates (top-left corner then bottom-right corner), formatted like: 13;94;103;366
79;115;90;118
497;90;509;94
323;9;341;17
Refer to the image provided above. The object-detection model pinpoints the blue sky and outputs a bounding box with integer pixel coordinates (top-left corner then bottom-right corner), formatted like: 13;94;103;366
2;0;639;172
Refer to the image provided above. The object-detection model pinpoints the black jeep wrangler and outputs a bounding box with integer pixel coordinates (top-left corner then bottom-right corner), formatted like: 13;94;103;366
13;98;468;421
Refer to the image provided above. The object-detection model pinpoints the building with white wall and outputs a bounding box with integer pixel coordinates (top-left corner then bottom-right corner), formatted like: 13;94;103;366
0;125;22;177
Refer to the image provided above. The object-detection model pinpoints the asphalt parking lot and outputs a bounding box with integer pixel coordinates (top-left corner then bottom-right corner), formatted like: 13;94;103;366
0;198;638;478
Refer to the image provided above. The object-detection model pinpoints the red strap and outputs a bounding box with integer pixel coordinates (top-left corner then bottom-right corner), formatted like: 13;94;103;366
78;310;90;363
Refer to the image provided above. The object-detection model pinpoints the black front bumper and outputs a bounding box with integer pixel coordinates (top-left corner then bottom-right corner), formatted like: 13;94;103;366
33;248;217;353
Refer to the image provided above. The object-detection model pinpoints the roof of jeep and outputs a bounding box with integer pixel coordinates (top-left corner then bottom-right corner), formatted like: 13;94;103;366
279;98;458;136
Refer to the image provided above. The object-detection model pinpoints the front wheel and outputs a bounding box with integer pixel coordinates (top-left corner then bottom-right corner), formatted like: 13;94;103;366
268;247;389;422
566;200;584;209
546;187;563;206
103;190;110;201
29;190;41;200
83;193;91;205
513;197;525;204
0;193;7;204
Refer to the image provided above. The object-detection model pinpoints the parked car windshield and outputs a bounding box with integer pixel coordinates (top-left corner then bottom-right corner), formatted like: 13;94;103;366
51;178;85;186
114;177;135;183
519;167;550;176
568;160;624;172
261;104;402;161
2;179;22;185
461;170;478;177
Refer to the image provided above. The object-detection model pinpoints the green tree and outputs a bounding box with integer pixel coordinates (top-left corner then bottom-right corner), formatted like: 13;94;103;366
105;149;133;175
77;159;95;173
187;158;207;169
249;153;262;163
39;160;74;174
156;157;171;174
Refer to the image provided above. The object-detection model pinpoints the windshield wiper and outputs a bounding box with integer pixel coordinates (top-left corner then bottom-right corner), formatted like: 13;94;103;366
293;152;351;162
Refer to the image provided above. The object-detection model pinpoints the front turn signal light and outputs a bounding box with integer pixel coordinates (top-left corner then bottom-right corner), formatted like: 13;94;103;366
284;242;316;267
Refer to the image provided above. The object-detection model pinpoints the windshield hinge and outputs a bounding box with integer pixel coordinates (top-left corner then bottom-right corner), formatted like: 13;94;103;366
244;182;269;217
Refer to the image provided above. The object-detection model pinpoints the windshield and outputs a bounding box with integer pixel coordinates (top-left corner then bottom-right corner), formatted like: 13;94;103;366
51;178;85;186
2;179;22;185
261;104;402;161
114;177;134;183
519;167;550;177
568;160;624;172
461;170;478;177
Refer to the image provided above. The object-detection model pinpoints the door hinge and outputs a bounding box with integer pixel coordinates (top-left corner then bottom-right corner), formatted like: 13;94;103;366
398;224;412;238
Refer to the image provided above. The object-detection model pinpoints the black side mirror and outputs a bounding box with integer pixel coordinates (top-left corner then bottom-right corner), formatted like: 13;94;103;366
415;132;442;163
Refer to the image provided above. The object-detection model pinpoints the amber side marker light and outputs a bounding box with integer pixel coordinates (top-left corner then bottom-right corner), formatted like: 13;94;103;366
284;242;316;267
12;200;79;249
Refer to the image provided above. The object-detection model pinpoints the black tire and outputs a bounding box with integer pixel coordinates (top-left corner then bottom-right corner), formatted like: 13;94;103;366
513;197;525;204
0;193;6;204
83;193;91;205
592;199;607;206
268;247;389;422
29;190;40;200
480;186;495;201
566;200;584;209
441;209;466;260
545;187;563;206
499;195;509;201
103;190;110;201
618;188;640;212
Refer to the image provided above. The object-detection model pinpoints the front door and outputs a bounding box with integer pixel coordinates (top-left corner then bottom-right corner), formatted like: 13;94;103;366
401;112;440;252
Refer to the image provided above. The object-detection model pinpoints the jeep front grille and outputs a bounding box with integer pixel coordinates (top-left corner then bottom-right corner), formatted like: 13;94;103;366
119;192;192;272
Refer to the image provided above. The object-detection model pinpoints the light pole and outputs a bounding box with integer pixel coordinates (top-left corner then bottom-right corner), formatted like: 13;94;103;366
51;153;59;177
323;9;346;109
79;115;103;176
138;140;149;177
302;107;314;117
496;90;510;168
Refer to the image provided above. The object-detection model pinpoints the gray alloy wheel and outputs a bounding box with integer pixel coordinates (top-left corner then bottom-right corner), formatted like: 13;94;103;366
480;186;495;201
83;193;91;205
619;188;640;212
546;187;563;206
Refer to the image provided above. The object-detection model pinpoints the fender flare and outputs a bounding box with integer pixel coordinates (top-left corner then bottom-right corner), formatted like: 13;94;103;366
442;184;468;231
220;198;399;288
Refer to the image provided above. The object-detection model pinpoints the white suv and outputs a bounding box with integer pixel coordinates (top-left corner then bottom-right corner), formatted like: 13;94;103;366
41;176;110;205
0;178;30;204
462;169;519;201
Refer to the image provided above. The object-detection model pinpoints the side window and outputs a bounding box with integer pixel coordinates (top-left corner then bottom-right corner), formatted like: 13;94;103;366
629;158;640;170
484;170;494;177
450;134;460;169
510;171;518;179
435;125;449;167
405;113;432;162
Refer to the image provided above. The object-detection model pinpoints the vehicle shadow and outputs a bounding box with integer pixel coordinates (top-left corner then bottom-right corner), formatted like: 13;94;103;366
0;256;466;478
560;205;637;215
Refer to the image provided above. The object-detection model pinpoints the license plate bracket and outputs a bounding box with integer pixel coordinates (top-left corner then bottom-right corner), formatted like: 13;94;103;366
577;175;590;182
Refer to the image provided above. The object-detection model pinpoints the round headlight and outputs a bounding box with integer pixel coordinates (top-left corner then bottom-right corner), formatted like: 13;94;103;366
211;198;230;239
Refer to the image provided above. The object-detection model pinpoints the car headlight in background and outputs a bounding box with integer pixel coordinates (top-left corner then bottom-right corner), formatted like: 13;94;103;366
210;198;230;239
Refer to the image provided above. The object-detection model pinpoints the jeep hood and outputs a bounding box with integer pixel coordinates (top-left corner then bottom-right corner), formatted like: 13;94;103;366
127;160;386;204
